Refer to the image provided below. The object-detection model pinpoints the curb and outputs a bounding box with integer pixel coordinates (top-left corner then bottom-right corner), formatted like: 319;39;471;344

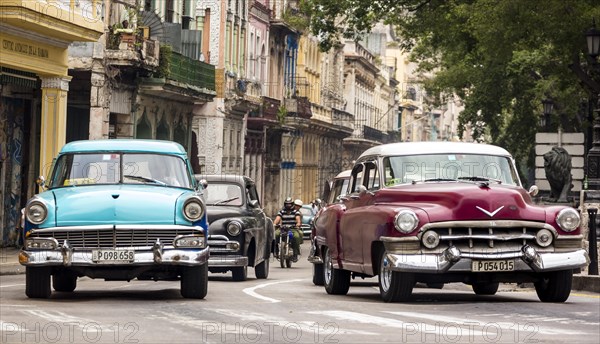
0;248;23;276
572;275;600;293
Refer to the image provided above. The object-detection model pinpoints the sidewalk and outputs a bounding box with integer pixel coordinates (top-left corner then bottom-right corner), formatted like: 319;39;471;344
1;246;599;293
0;247;24;276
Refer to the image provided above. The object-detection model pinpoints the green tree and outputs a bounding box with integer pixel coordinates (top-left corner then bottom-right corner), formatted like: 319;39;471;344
305;0;600;183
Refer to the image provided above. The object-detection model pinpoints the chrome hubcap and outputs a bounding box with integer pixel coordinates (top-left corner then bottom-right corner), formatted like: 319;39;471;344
380;256;391;292
324;250;332;285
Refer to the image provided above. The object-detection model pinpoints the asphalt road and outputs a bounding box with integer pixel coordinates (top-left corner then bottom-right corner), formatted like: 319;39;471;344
1;243;599;344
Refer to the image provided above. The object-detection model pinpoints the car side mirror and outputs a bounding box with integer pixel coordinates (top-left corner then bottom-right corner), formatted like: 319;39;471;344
357;185;367;194
528;185;539;197
249;200;260;208
36;176;47;190
199;179;208;189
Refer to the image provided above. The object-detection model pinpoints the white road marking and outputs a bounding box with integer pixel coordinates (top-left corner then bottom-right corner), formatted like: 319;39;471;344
386;311;589;336
212;308;377;336
307;310;408;329
23;310;115;332
242;279;305;303
0;284;25;288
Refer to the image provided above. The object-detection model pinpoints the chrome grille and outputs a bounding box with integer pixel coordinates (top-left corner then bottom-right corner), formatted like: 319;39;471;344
436;227;538;248
31;227;201;248
420;220;552;252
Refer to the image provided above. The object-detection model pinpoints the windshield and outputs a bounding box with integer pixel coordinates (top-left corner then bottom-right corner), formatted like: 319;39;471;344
299;206;315;217
49;153;192;188
204;183;244;206
329;177;350;203
382;154;519;187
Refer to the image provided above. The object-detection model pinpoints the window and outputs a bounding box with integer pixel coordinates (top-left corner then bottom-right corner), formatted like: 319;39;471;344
364;162;379;190
382;154;519;186
349;164;364;193
204;182;243;206
50;153;191;188
166;0;174;22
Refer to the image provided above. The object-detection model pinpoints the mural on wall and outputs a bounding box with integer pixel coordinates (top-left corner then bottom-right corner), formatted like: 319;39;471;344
0;97;25;245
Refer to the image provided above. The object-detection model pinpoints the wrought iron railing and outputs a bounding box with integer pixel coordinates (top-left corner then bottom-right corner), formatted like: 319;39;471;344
168;52;215;91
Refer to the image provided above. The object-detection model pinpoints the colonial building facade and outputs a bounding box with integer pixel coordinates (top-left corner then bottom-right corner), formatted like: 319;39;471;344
0;2;469;246
0;0;104;245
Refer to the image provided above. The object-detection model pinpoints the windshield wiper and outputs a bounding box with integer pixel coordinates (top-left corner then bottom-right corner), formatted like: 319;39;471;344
458;176;502;184
412;178;458;184
212;197;240;205
124;175;166;186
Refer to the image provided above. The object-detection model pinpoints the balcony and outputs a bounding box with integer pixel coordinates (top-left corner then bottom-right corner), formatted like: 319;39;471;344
169;52;215;91
105;33;160;69
332;109;355;130
284;96;312;119
247;97;281;130
363;125;385;142
138;51;216;103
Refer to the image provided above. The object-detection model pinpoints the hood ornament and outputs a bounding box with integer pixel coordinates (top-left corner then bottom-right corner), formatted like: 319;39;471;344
476;205;504;218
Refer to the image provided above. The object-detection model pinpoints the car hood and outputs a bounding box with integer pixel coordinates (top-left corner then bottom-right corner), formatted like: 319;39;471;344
206;206;259;234
379;182;545;222
51;185;188;226
206;206;246;223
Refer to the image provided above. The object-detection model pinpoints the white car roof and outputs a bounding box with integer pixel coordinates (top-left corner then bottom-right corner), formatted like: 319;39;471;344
334;170;352;179
358;141;512;159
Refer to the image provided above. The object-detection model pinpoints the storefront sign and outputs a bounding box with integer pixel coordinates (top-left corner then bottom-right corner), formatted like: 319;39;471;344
2;39;49;59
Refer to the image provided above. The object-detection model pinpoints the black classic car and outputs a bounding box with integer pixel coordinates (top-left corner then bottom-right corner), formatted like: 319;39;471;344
196;175;274;281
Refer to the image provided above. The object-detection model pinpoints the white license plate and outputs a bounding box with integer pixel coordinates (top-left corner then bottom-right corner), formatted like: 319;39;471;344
471;260;515;272
92;249;134;263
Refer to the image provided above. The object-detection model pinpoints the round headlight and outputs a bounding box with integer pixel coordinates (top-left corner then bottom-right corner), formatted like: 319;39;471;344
183;198;205;222
227;221;243;236
556;208;580;232
26;201;47;225
422;230;440;249
394;210;419;234
535;229;554;247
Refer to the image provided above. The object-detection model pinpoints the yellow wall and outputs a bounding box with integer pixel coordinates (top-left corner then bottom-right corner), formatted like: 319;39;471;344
0;0;104;41
0;32;69;76
0;0;104;177
297;36;321;103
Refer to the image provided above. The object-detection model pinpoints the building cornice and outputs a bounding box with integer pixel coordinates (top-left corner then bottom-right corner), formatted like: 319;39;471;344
0;22;71;48
0;6;104;42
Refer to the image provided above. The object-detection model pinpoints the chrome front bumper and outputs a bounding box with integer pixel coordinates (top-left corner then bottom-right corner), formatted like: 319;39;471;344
385;245;590;273
301;225;311;237
19;247;209;267
208;255;249;267
207;234;248;267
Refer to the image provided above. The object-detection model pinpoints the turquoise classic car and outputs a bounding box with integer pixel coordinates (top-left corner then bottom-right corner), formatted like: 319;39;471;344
19;140;209;299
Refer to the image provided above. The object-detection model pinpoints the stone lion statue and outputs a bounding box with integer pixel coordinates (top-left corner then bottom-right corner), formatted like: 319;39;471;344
543;146;572;202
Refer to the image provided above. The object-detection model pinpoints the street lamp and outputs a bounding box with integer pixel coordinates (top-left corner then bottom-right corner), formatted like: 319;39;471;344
584;20;600;190
585;20;600;58
540;98;553;131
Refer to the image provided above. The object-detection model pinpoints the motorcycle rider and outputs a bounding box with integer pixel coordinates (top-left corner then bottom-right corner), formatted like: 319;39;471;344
273;197;302;262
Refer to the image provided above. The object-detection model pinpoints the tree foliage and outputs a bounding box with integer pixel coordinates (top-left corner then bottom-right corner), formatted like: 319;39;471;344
304;0;600;182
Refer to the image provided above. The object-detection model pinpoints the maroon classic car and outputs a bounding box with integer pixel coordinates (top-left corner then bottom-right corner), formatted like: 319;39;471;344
311;142;589;302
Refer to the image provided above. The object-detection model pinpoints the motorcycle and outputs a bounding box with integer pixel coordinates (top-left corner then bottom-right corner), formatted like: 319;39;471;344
275;225;295;268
